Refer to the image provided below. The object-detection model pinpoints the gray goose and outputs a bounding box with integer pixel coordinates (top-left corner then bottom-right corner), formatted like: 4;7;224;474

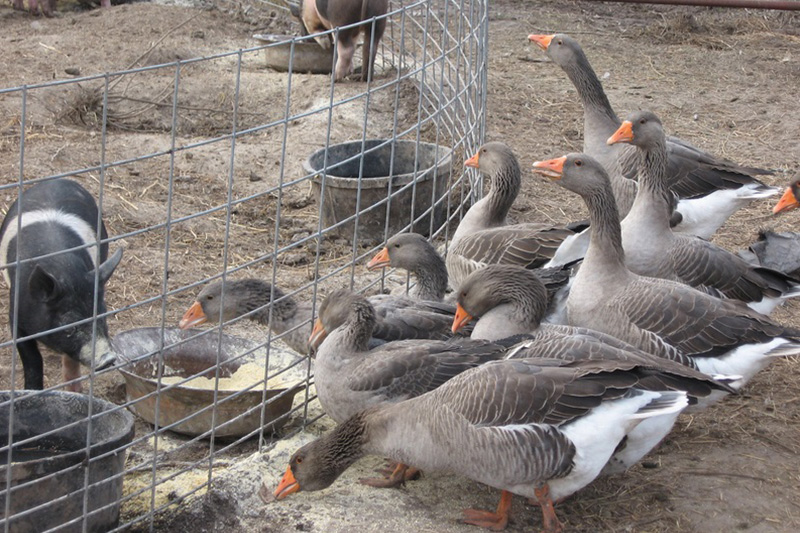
366;232;448;301
446;142;589;290
367;231;575;322
309;289;515;487
309;289;507;424
532;153;800;387
179;279;464;356
528;33;777;239
452;264;734;473
179;279;313;355
609;110;800;315
275;357;688;532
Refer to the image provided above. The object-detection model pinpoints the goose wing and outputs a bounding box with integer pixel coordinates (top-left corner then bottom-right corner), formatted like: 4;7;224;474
346;338;507;399
616;278;798;358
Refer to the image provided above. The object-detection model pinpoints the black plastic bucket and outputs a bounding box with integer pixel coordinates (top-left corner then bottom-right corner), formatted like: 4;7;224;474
304;139;452;243
0;391;134;533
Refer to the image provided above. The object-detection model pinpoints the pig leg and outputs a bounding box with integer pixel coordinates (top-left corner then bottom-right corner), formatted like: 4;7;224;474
334;29;358;81
361;18;386;82
62;356;82;393
27;0;55;16
12;0;24;11
16;337;45;390
302;0;333;50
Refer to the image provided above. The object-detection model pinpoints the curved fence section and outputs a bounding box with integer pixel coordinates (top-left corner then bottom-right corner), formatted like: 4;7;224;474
0;0;488;530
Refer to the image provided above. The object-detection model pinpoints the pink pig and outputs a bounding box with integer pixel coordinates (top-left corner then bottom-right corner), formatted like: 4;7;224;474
298;0;388;82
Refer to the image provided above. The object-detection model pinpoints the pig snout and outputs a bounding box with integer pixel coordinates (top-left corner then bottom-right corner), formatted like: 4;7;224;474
77;335;117;371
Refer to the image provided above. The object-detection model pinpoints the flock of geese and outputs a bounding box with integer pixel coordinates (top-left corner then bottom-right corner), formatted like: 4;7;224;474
178;33;800;532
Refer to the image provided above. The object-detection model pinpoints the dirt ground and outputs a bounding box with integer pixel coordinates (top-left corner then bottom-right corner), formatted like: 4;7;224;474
1;0;799;532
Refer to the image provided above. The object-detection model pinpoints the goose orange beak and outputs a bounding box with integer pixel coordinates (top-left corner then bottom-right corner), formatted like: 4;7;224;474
532;156;566;180
464;150;480;168
178;301;207;329
308;318;328;351
274;466;300;500
773;187;800;214
527;34;553;50
608;120;634;145
452;303;473;333
367;247;391;270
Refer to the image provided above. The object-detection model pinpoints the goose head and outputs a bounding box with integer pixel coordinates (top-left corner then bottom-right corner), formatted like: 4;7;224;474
309;290;376;351
607;110;664;148
773;177;800;214
464;142;520;178
274;412;369;500
527;33;582;68
532;153;611;198
179;279;281;329
453;265;548;334
367;233;437;272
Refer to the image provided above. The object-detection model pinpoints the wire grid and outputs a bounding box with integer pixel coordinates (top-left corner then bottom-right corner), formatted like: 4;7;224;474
0;0;489;531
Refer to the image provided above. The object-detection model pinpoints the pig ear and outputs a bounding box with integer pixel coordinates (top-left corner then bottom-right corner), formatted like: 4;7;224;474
29;265;61;303
95;247;123;285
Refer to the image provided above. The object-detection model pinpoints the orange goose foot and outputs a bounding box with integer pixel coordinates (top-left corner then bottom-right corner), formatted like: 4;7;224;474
531;485;563;533
374;459;421;480
359;462;420;488
461;490;512;531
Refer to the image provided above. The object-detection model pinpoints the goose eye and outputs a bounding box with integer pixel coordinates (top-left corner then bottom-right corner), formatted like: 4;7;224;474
206;295;214;301
639;118;646;124
394;243;400;248
556;39;563;45
295;456;303;464
574;160;583;167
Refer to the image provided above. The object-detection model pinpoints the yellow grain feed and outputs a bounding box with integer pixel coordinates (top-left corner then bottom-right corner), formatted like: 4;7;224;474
158;362;289;390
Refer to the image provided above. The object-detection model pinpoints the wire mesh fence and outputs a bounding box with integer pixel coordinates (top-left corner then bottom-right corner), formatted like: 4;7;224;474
0;0;488;530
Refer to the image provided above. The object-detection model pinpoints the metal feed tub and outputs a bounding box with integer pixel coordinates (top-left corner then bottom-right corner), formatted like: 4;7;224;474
253;33;334;74
115;327;304;439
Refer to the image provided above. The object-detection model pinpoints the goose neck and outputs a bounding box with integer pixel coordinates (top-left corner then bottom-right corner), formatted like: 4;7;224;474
583;186;628;274
562;55;620;145
627;139;673;226
485;163;521;226
411;253;448;301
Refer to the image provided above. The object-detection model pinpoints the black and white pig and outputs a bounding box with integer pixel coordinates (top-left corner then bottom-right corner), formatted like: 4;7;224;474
0;178;122;391
296;0;389;82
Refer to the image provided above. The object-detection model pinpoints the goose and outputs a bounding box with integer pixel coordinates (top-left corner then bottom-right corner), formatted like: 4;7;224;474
179;279;465;356
528;33;777;239
532;153;800;387
274;357;689;532
453;265;695;368
308;289;517;487
446;142;590;290
366;232;448;301
452;264;735;473
367;231;576;322
773;177;800;214
739;229;800;279
607;110;800;315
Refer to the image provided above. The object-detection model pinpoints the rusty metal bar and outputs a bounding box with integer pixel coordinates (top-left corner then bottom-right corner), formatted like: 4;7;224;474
587;0;800;10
